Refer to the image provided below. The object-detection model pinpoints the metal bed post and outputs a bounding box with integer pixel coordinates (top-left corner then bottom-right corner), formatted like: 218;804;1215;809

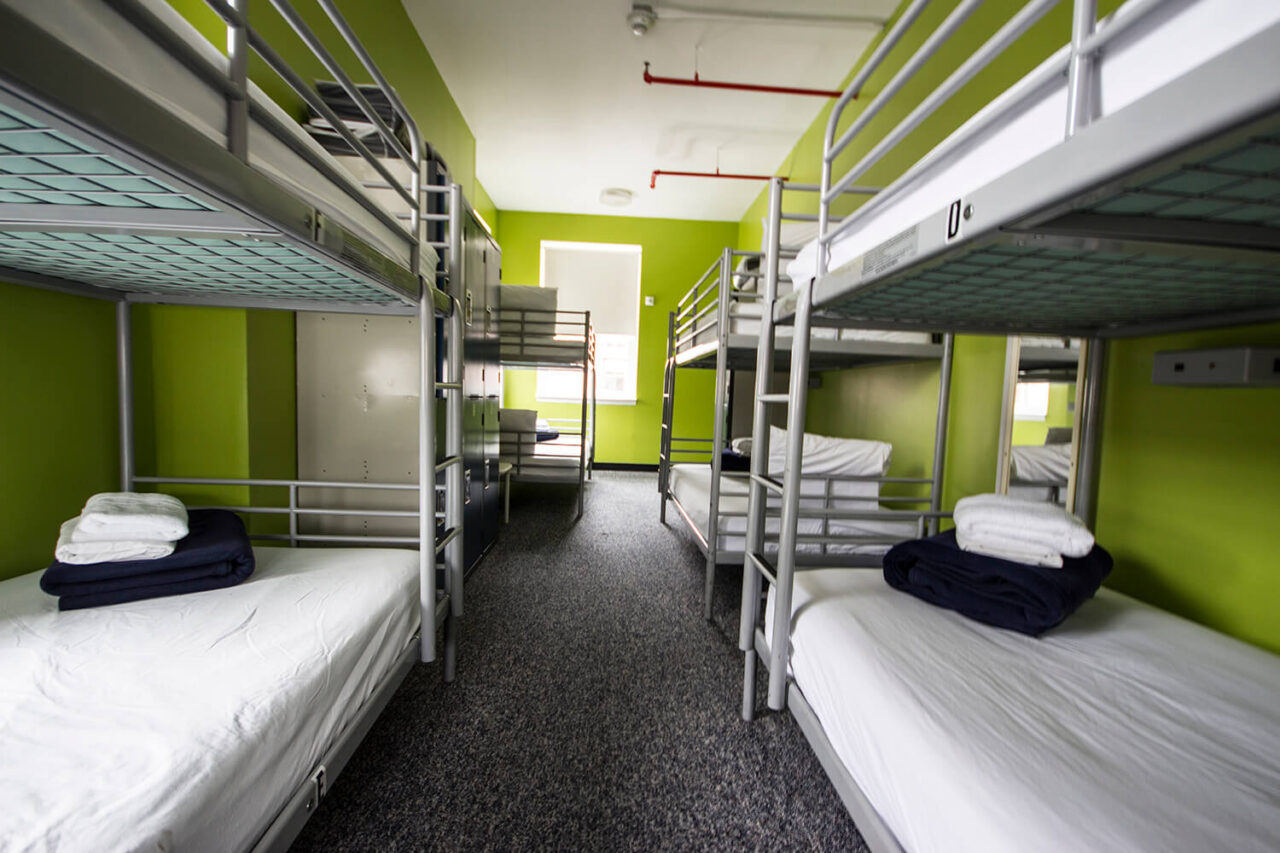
995;336;1021;494
741;177;784;720
1064;0;1098;139
116;300;134;493
442;297;464;682
928;333;954;535
590;335;597;479
225;0;248;161
1073;339;1107;528
704;249;732;619
418;279;438;664
659;312;677;519
768;276;815;712
446;183;465;640
577;311;590;519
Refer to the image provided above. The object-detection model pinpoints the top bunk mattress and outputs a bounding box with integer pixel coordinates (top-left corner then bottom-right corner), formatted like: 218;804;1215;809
770;569;1280;853
0;546;419;852
2;0;413;271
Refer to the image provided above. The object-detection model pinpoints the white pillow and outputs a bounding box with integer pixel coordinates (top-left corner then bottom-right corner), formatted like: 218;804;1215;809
767;425;892;503
730;437;752;456
499;408;537;433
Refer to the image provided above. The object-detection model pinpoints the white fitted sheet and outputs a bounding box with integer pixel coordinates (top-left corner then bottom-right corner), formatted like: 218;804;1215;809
504;435;587;482
770;570;1280;853
668;463;916;555
7;0;413;268
1011;443;1071;482
787;0;1280;287
0;546;419;853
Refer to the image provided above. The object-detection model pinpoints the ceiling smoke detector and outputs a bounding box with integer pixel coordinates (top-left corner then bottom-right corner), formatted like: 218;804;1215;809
627;4;656;36
600;187;634;207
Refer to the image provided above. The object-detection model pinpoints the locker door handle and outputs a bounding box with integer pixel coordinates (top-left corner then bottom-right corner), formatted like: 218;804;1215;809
483;459;490;489
464;469;472;504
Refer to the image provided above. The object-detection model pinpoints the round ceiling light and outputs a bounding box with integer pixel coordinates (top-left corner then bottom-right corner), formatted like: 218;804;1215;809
599;187;634;207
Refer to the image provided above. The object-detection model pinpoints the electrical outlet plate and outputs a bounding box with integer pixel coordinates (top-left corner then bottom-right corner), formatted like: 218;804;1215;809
1152;347;1280;387
644;295;655;307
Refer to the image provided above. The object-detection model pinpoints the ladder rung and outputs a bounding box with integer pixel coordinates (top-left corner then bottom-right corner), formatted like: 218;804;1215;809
759;393;789;404
436;382;462;390
747;551;777;585
750;473;783;494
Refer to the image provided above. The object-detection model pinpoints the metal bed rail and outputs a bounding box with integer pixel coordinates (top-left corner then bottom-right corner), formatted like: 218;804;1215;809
814;0;1167;279
498;308;597;365
200;0;427;279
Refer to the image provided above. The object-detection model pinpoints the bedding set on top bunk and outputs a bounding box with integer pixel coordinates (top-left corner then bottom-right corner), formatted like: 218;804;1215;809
1;493;421;850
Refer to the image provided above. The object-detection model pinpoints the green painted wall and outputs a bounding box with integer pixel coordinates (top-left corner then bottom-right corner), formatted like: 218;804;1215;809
1096;322;1280;653
0;285;120;581
496;212;738;465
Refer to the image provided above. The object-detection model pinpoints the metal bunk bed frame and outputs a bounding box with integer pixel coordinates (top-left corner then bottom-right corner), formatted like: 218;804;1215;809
498;307;597;518
740;1;1280;850
659;182;951;621
0;2;464;849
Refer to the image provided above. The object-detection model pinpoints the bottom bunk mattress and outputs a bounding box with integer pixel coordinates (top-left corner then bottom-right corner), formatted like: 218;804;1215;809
768;570;1280;853
668;463;917;557
0;546;420;852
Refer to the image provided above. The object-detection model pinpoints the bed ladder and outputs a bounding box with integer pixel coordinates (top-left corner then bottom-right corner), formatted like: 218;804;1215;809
658;311;677;521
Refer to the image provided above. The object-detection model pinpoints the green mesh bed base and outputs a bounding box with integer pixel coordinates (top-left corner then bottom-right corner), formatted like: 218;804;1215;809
0;231;401;305
0;103;212;211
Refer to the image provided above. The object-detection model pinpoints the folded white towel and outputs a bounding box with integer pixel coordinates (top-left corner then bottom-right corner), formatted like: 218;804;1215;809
55;517;175;565
953;493;1095;560
72;492;189;542
955;535;1063;569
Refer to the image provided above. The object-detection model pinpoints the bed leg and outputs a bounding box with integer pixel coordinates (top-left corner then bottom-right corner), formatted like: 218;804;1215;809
443;612;458;683
660;494;668;524
703;559;715;621
742;649;757;721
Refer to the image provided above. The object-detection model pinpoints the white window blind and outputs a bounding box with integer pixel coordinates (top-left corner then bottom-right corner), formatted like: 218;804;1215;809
537;241;641;404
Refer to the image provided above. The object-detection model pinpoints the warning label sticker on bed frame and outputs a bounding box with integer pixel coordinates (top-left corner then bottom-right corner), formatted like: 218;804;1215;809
864;225;919;278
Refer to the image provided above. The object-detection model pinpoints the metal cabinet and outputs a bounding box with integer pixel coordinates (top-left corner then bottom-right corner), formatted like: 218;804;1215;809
460;207;501;573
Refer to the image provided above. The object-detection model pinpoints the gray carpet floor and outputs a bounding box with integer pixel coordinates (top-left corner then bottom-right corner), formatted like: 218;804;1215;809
292;471;866;852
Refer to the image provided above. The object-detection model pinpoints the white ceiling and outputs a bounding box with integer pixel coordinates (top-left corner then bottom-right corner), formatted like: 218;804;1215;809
402;0;897;222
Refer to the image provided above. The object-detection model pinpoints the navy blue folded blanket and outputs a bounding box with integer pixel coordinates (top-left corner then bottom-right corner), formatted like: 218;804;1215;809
882;529;1112;636
721;448;751;471
41;509;255;611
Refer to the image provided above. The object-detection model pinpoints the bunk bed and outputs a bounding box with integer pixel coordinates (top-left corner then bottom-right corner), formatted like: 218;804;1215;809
658;190;950;621
739;0;1280;850
0;1;464;850
497;291;597;518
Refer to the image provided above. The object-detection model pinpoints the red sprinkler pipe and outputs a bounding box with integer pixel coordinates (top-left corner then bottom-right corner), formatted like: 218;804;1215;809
643;62;845;99
650;169;787;189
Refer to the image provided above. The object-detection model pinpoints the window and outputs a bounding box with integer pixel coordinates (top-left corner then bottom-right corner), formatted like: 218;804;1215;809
536;241;641;405
1013;381;1050;421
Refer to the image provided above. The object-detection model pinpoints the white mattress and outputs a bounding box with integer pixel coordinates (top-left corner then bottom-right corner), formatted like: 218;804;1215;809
669;463;916;555
1010;443;1071;482
771;570;1280;853
0;546;419;852
8;0;413;268
787;0;1280;286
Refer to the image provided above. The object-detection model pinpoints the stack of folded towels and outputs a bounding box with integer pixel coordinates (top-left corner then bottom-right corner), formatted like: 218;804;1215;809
883;493;1112;636
42;493;255;611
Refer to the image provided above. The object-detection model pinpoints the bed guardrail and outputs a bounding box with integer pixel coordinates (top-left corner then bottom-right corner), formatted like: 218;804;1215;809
498;308;597;365
196;0;428;278
814;0;1166;280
